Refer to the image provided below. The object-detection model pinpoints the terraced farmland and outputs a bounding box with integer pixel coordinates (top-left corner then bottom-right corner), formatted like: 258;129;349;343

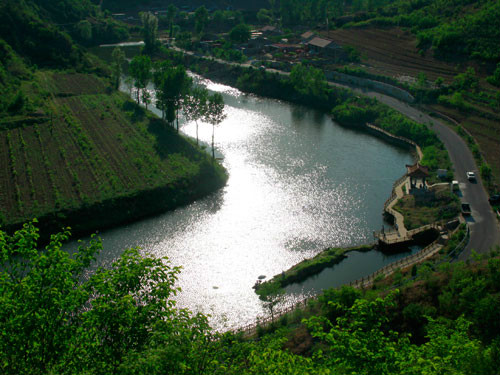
324;27;500;185
324;27;460;83
0;73;226;235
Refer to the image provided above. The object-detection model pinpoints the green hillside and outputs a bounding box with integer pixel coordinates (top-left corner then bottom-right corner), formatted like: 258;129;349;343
0;71;226;236
1;223;500;374
0;0;226;238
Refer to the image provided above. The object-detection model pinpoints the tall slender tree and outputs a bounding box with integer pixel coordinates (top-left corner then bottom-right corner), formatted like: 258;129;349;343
194;6;209;37
166;4;178;38
184;86;208;145
111;47;125;90
204;93;226;159
129;55;152;104
140;12;158;53
153;62;191;129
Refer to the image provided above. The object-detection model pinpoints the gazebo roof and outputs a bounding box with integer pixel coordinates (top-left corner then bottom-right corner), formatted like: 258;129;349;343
406;162;429;177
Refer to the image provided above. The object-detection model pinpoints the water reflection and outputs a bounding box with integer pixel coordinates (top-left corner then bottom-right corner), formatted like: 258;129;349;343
68;72;414;330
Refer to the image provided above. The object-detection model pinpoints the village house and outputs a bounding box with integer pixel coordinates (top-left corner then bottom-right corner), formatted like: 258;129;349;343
300;31;315;43
307;36;343;58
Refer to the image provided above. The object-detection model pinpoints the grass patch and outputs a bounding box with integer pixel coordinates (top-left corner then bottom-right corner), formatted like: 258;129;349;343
256;244;373;298
393;185;460;230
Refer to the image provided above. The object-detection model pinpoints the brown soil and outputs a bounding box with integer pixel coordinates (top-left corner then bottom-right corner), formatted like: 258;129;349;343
323;27;500;185
0;73;213;227
323;27;461;83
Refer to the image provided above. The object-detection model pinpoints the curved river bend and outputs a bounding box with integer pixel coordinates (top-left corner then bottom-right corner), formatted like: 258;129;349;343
71;75;415;330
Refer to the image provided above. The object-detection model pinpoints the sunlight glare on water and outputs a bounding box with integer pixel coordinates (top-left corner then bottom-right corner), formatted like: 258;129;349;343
78;74;414;330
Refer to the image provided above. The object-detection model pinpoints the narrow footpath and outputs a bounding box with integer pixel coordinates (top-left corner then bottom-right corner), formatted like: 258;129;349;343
386;177;409;238
342;89;500;257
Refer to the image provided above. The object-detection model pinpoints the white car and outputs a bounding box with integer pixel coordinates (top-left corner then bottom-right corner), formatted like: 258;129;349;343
466;171;476;181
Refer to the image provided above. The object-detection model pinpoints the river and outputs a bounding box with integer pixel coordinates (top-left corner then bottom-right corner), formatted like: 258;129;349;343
70;61;415;329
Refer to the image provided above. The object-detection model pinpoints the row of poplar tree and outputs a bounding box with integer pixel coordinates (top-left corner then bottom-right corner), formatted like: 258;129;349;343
112;48;226;159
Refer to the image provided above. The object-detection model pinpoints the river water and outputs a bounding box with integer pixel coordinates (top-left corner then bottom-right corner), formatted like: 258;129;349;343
70;65;415;330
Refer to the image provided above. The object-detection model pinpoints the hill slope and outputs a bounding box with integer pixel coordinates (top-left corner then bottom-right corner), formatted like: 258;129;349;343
0;70;226;237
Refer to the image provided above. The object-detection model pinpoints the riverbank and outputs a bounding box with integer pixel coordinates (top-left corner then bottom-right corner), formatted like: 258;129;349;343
255;244;373;298
160;48;450;182
159;49;456;297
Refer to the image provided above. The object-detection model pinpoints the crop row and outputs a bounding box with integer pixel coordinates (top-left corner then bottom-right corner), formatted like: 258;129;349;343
1;72;216;227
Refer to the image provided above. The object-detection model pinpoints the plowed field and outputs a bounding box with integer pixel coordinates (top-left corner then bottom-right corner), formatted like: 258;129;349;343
323;27;500;184
0;73;212;227
324;28;460;83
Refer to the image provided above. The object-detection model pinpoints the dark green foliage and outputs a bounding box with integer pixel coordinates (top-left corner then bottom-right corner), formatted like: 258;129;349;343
486;63;500;87
194;6;209;36
212;41;247;62
331;100;378;126
140;12;159;53
0;222;212;374
129;54;152;103
289;63;330;101
0;0;82;67
229;23;251;44
153;61;191;129
3;222;500;374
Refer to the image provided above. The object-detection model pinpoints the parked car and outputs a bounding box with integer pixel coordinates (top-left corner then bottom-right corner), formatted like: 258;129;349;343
461;203;471;215
489;194;500;205
466;171;476;181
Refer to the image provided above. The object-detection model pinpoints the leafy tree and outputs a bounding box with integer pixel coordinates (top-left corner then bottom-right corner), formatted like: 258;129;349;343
257;282;285;322
194;6;209;37
140;11;158;53
417;71;427;87
453;67;478;91
75;19;92;43
486;62;500;87
142;89;152;110
166;4;178;38
0;221;211;375
129;54;152;104
290;63;329;100
229;24;251;44
480;163;492;183
184;86;208;145
111;47;125;90
153;62;191;130
306;292;405;374
204;92;226;159
257;8;273;24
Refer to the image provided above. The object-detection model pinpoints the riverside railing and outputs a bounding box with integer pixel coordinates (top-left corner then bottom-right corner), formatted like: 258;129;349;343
366;123;423;160
233;224;470;337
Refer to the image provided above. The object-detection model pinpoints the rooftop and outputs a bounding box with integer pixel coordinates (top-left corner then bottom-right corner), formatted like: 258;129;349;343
307;37;333;48
406;162;429;177
301;31;314;40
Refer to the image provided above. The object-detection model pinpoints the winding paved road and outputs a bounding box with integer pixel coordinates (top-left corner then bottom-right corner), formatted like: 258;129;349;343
327;83;500;257
174;48;500;256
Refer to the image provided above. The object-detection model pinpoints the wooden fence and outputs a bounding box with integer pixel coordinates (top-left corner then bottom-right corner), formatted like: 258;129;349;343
232;225;470;337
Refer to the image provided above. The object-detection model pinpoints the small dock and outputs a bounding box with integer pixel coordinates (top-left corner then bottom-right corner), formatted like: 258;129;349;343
374;223;441;246
375;164;441;248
